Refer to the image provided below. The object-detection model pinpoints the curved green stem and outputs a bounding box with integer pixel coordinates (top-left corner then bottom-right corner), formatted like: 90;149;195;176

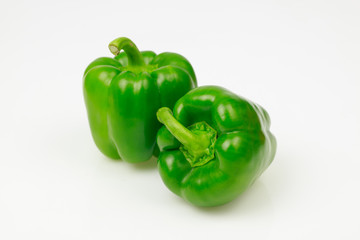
157;107;216;167
108;37;145;67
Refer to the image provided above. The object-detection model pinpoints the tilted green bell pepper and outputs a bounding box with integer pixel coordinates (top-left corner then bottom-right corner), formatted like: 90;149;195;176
156;86;276;207
83;37;197;162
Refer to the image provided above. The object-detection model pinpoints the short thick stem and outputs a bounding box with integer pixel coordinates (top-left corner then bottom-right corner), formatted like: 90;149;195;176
108;37;145;67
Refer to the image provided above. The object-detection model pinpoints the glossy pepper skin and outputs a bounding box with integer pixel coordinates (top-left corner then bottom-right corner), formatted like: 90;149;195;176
83;37;197;162
156;86;276;207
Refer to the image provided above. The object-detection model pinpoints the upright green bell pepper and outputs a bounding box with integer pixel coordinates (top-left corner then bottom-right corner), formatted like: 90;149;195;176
83;37;197;162
156;86;276;207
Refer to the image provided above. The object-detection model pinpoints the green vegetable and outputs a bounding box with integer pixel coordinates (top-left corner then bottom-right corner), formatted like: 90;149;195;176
156;86;276;207
83;37;197;162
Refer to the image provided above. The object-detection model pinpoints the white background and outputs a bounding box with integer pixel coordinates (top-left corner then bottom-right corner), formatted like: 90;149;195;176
1;0;359;239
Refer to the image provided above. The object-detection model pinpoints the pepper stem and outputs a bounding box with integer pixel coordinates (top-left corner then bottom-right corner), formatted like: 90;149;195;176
108;37;145;67
157;107;217;167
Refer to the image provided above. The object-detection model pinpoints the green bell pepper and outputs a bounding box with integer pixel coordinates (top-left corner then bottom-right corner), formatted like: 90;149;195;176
156;86;276;207
83;37;197;162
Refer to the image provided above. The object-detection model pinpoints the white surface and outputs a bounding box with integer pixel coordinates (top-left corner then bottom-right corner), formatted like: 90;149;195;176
1;0;360;239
